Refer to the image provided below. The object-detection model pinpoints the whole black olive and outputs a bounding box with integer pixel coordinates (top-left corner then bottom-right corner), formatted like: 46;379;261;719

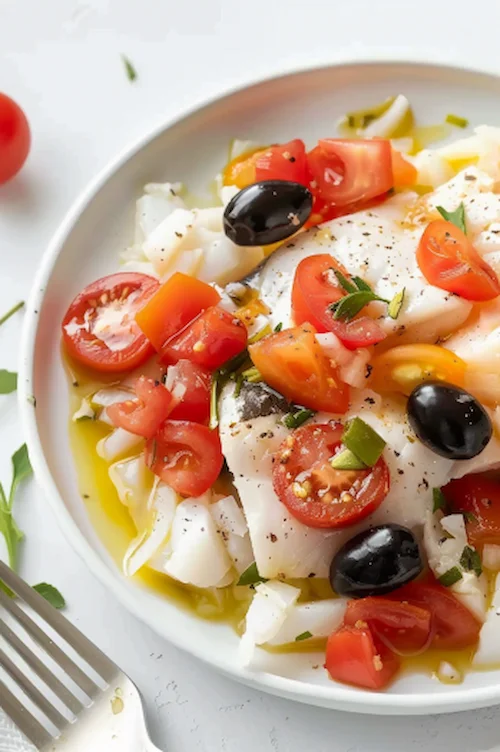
223;180;313;246
407;381;492;460
330;525;422;598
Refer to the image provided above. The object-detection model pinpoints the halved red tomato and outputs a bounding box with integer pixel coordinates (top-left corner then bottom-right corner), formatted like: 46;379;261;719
325;625;399;690
249;324;349;413
291;254;386;349
389;578;481;650
417;220;500;302
144;421;223;497
166;360;211;424
272;422;389;529
443;473;500;549
107;376;173;438
307;139;393;207
135;272;220;352
160;307;248;371
344;597;432;655
254;139;309;185
62;272;159;373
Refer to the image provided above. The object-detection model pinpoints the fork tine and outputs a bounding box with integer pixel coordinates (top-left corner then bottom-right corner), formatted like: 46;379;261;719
0;588;99;700
0;679;53;748
0;647;67;729
0;561;117;682
0;618;84;715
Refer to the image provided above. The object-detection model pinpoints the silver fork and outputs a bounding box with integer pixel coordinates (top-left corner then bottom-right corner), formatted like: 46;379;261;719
0;560;163;751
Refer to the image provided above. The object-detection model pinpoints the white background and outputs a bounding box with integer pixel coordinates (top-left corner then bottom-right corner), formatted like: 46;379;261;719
3;0;500;750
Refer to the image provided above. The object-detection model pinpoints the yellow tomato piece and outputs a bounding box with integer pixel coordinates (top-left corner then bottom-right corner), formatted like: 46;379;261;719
369;344;466;396
222;147;265;188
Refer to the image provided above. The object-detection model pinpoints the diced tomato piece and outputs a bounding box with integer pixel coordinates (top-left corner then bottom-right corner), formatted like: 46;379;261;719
160;307;247;371
443;473;500;549
391;148;417;187
417;220;500;302
135;273;220;352
106;376;173;438
249;324;349;413
144;421;223;497
272;423;389;529
344;597;432;655
166;360;211;424
254;139;309;186
325;625;400;690
291;254;386;349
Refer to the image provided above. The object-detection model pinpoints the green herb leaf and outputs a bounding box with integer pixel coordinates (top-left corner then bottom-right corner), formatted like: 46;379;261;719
342;417;386;467
295;630;313;642
387;288;405;320
122;55;137;82
241;366;262;384
463;511;478;524
334;270;357;294
237;562;268;586
351;276;373;292
32;583;66;609
248;325;271;345
274;322;283;332
0;481;23;571
432;487;449;514
283;408;316;430
446;114;469;129
460;545;482;577
332;290;388;321
436;203;466;234
9;444;32;509
438;566;463;587
0;301;24;327
331;448;367;471
0;370;17;395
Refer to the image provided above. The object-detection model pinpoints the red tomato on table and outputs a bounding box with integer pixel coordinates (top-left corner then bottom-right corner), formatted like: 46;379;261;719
0;93;31;184
249;324;349;413
272;423;389;529
144;421;224;497
344;597;432;655
107;376;173;438
62;273;159;373
160;307;247;370
325;625;399;690
417;220;500;302
291;254;386;349
443;473;500;548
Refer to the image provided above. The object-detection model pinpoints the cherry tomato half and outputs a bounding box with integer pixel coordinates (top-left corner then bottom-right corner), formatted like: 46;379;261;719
272;423;390;529
160;307;248;371
249;324;349;413
291;254;386;349
0;93;31;184
417;220;500;302
166;360;211;424
344;597;432;656
369;344;466;396
107;376;173;438
443;473;500;549
144;421;224;497
325;624;399;690
62;273;159;373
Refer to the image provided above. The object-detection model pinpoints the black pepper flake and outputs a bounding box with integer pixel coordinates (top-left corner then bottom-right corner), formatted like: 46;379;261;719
364;397;375;405
365;364;373;379
174;231;183;238
308;572;316;578
72;380;79;388
82;494;90;499
270;533;277;543
394;450;401;457
397;469;404;475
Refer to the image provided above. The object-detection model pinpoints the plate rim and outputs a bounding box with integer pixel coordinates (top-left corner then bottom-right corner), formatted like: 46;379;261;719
19;56;500;715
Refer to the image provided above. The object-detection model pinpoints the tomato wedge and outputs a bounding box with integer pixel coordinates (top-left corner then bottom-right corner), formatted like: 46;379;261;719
417;220;500;302
144;421;224;497
166;360;211;424
135;272;220;352
325;625;399;690
62;272;159;373
160;307;248;371
291;254;386;349
369;344;466;396
249;324;349;413
107;376;173;438
254;139;309;185
272;423;389;529
307;139;393;207
344;597;432;656
443;473;500;549
389;578;481;650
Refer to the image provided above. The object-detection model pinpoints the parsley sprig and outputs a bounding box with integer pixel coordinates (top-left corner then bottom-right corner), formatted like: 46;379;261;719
331;274;405;322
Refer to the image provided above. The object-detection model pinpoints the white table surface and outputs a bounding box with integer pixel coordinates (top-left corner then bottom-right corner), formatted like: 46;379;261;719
3;0;500;749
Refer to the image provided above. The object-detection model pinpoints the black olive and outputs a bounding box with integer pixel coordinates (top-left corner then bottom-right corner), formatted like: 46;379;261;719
407;381;492;460
330;525;422;598
223;180;313;246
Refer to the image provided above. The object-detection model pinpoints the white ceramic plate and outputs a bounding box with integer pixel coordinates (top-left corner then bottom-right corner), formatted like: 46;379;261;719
19;60;500;715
